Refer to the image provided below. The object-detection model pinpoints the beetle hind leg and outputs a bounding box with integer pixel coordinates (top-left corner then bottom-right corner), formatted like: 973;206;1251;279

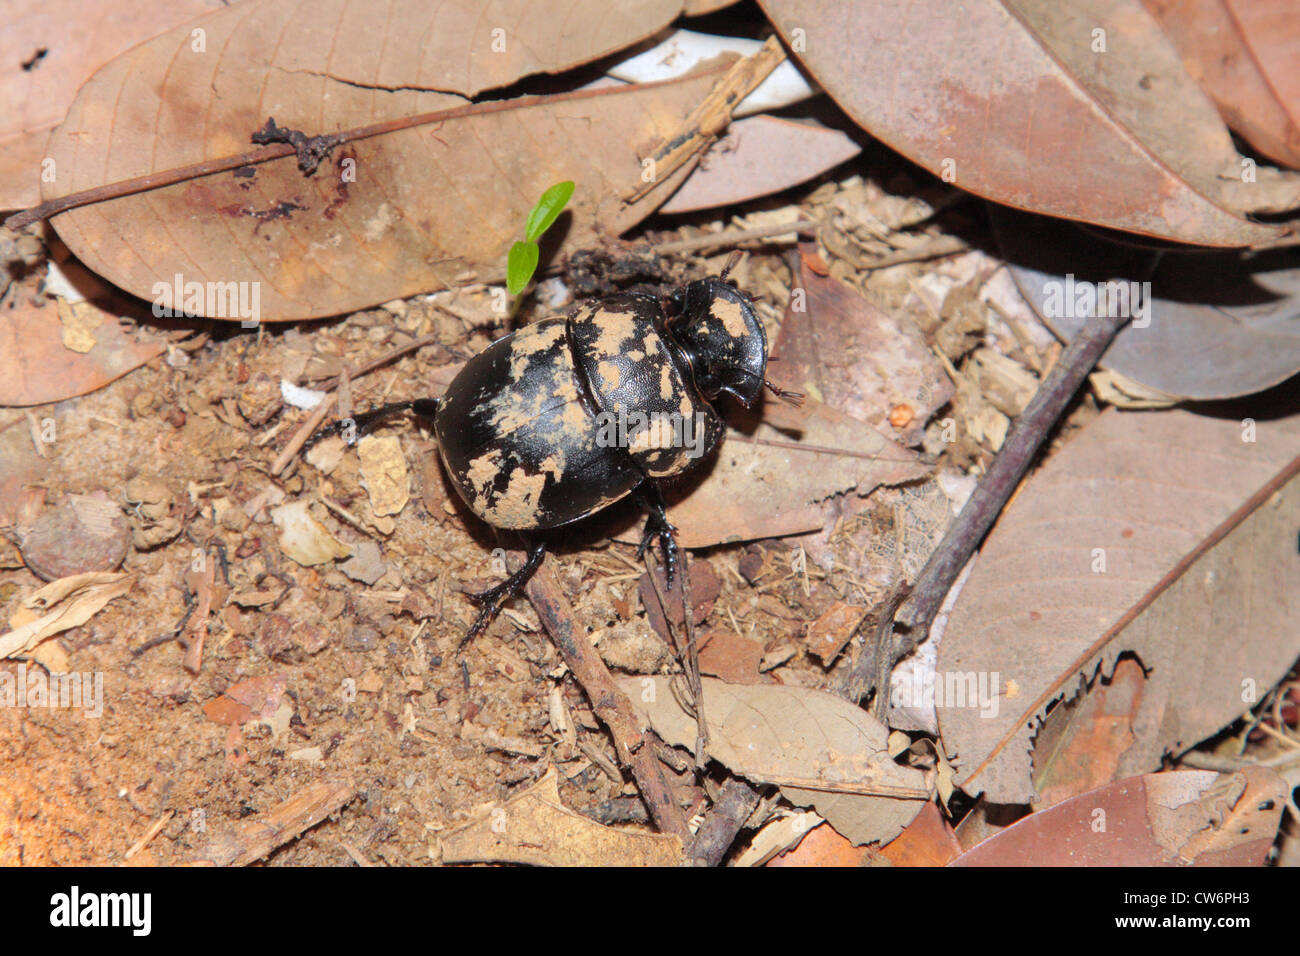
461;537;547;650
634;482;680;588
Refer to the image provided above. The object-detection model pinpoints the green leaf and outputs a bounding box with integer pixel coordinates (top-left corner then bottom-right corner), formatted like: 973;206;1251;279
506;241;540;295
524;180;575;242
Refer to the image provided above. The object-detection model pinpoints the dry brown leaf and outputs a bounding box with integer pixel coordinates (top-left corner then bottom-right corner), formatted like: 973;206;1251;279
880;800;963;866
994;206;1300;400
622;676;931;845
758;0;1283;245
1144;0;1300;168
659;115;861;214
41;0;708;321
1032;656;1146;809
938;406;1300;803
439;768;683;866
0;292;168;407
271;501;352;566
773;248;954;445
0;571;133;658
665;396;926;548
0;0;213;209
765;819;878;866
950;769;1286;866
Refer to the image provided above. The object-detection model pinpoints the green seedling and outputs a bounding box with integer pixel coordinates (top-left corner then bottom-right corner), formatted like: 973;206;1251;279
506;180;574;296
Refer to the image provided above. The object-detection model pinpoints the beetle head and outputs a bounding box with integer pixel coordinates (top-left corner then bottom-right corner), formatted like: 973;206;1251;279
665;276;768;407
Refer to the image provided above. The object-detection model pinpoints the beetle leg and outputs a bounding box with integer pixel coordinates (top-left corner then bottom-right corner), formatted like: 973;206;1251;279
461;537;547;649
633;481;680;589
304;398;440;450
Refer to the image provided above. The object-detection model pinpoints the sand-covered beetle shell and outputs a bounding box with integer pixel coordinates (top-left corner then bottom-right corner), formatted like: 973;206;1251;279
434;292;726;530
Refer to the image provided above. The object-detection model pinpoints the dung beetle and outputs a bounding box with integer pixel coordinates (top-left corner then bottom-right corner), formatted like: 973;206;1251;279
314;260;797;646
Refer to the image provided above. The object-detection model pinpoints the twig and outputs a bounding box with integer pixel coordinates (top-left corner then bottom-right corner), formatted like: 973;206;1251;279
271;392;337;476
625;36;788;204
858;235;968;271
524;559;691;841
124;810;174;860
4;67;733;232
687;779;764;866
189;779;357;866
643;550;709;770
317;333;442;392
850;310;1131;718
646;219;819;255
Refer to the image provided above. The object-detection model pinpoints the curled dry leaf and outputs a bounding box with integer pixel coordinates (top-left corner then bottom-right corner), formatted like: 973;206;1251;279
0;571;133;659
758;0;1282;245
439;768;683;866
938;406;1300;804
950;769;1287;866
41;0;713;320
993;206;1300;400
622;676;931;845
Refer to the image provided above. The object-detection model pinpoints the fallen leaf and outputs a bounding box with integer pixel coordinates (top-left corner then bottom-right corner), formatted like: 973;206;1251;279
0;292;168;407
665;395;926;548
271;501;352;566
993;206;1300;400
623;676;931;845
1032;656;1146;809
440;768;683;866
758;0;1283;245
950;769;1286;866
0;0;212;209
772;247;954;445
202;673;288;726
804;601;865;665
766;820;877;866
659;115;860;214
937;405;1300;803
42;0;710;320
0;571;133;659
880;801;963;866
734;811;826;866
697;630;766;683
1143;0;1300;168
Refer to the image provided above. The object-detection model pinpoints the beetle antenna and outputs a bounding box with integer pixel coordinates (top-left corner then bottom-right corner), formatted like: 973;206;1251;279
764;379;804;406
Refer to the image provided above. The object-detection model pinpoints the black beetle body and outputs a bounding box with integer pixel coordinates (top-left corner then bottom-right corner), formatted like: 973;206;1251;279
434;292;727;531
315;269;786;646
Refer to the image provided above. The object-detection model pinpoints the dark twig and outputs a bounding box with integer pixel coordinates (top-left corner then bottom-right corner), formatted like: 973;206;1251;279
686;778;765;866
523;559;691;842
852;311;1132;718
4;66;732;232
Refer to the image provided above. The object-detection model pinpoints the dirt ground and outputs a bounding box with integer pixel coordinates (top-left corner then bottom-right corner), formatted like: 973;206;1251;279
3;171;980;864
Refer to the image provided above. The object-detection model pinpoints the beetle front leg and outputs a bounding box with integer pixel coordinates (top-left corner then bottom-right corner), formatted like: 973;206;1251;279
304;398;440;450
634;481;680;589
462;536;547;650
